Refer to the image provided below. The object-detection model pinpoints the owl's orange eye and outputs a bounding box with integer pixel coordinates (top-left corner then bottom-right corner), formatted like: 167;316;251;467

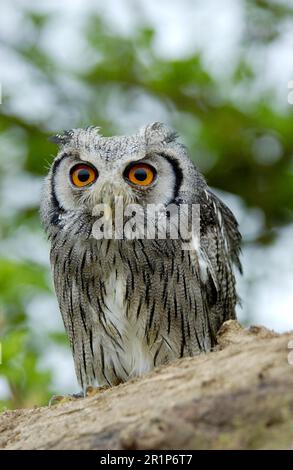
125;163;156;186
70;164;98;187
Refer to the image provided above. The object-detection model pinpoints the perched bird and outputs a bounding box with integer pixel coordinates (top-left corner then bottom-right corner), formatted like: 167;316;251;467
41;122;241;391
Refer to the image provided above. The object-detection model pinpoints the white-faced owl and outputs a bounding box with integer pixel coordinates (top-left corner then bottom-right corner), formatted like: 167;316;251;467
41;122;241;390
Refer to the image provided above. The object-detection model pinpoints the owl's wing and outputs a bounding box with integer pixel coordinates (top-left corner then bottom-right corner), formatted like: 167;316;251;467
197;189;242;337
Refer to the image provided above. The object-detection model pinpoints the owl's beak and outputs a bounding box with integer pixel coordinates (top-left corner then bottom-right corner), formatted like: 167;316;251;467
93;181;133;221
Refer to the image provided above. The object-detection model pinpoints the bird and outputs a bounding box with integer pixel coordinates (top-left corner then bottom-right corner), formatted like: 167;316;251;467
41;122;242;392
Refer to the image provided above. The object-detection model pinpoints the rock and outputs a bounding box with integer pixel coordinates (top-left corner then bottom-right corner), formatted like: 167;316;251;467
0;321;292;450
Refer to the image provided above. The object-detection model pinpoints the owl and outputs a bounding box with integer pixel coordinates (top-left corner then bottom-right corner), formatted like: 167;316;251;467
41;122;241;391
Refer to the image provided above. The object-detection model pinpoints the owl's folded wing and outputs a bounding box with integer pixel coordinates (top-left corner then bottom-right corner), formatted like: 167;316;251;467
197;189;242;334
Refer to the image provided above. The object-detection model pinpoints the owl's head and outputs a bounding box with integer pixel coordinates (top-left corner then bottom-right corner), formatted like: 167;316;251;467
41;122;205;233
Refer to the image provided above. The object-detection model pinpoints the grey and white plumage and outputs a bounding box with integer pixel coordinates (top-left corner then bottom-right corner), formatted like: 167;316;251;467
41;122;241;390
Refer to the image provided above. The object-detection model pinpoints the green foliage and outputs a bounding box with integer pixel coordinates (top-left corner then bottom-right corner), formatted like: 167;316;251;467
0;329;52;410
0;0;292;409
0;259;53;409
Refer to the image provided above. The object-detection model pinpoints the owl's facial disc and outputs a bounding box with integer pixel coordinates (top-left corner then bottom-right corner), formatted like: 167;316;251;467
51;149;177;214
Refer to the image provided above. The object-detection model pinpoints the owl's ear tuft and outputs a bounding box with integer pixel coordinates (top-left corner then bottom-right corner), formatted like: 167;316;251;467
49;129;75;146
142;122;179;145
